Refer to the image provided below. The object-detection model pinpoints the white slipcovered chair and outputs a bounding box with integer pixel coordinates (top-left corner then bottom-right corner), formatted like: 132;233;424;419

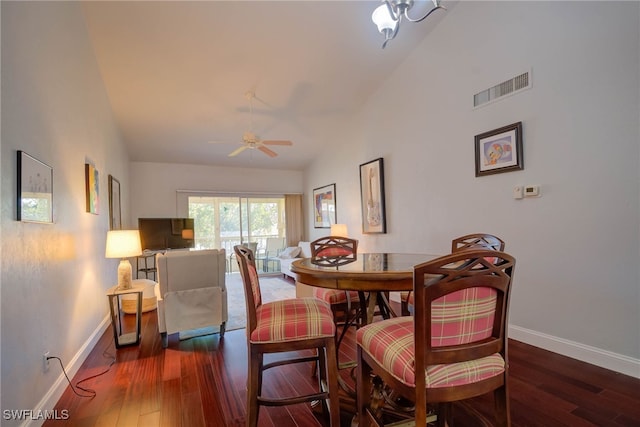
155;249;227;348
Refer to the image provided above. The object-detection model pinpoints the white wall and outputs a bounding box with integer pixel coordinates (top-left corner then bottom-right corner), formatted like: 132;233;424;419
1;2;131;422
304;1;640;375
129;161;303;221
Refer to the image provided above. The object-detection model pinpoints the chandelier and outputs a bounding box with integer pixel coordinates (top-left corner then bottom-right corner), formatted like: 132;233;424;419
371;0;446;48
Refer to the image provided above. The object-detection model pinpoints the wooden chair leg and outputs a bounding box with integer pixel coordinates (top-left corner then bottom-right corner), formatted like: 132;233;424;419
356;347;373;427
324;339;341;427
494;383;510;427
247;350;262;427
436;402;452;427
317;346;328;398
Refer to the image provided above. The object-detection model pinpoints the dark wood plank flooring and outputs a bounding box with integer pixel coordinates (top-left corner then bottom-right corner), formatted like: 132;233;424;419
44;306;640;427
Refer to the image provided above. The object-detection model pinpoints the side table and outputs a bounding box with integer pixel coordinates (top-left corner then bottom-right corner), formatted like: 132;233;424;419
106;282;144;348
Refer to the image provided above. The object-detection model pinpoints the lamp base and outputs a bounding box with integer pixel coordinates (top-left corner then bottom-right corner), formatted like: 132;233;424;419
117;259;133;290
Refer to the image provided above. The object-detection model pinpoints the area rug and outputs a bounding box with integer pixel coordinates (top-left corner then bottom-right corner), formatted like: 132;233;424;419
178;273;295;340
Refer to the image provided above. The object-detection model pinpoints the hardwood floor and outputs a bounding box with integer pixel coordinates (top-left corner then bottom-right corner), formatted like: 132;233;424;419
44;309;640;427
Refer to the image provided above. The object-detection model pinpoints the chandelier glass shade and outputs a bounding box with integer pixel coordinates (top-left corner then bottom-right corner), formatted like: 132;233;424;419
371;0;446;48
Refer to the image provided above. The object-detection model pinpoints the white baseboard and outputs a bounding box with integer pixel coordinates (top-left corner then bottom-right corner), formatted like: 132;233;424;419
25;316;110;427
509;324;640;379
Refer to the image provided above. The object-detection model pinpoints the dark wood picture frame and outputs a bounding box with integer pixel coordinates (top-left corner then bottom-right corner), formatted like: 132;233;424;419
359;158;386;234
313;183;336;228
17;150;53;223
475;122;523;177
108;174;121;230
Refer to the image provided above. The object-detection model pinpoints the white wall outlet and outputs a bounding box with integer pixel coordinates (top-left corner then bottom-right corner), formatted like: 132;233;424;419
524;185;541;197
43;351;50;372
513;185;524;199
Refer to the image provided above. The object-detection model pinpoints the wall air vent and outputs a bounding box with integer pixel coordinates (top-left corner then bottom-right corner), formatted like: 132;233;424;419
473;70;532;108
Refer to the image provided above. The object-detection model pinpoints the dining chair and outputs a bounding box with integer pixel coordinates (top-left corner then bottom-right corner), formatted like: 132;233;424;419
356;249;516;427
400;233;506;316
233;245;340;427
451;233;506;252
310;236;361;330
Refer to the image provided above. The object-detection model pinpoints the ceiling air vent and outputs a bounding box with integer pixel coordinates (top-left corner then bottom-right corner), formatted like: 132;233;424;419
473;70;532;108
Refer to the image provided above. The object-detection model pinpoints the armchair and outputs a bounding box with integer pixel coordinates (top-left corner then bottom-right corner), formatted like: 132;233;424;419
155;249;227;348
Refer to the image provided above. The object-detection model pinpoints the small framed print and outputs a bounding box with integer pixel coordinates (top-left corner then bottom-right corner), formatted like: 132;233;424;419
313;184;336;228
17;151;53;223
475;122;523;177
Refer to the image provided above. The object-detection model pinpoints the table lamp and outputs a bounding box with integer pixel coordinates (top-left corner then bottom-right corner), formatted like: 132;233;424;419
106;230;142;290
330;224;348;237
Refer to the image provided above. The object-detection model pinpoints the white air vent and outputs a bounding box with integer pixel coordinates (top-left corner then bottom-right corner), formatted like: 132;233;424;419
473;70;532;108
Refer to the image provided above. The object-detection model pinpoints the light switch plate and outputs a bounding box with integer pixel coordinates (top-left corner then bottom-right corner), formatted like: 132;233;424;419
513;186;524;199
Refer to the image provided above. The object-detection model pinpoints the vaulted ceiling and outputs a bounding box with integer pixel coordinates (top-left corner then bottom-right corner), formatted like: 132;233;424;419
82;1;450;170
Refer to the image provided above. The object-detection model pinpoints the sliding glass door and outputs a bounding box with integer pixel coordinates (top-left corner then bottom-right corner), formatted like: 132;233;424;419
187;195;286;270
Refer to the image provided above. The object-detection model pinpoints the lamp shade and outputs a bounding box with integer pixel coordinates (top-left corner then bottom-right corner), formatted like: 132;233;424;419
181;228;194;239
372;3;398;33
330;224;349;237
105;230;142;259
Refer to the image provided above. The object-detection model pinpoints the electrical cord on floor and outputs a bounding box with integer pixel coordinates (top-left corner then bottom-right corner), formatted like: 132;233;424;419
48;348;116;398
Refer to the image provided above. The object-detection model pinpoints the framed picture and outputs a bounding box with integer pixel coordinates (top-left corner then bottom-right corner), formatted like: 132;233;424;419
85;163;99;214
359;158;386;234
475;122;523;177
313;183;336;228
17;151;53;223
108;175;121;230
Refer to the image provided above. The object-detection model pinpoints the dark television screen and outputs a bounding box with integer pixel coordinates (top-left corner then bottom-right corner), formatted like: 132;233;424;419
138;218;195;251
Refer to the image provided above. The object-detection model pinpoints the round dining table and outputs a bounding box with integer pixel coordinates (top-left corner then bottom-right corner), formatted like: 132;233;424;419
291;252;439;324
291;252;440;417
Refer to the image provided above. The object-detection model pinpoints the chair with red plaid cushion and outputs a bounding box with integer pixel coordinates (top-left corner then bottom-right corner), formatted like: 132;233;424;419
401;233;506;316
356;249;516;427
234;245;340;427
310;236;362;331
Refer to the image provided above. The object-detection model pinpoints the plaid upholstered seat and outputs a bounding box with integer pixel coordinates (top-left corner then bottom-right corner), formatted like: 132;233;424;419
316;246;353;257
312;288;360;305
356;249;516;427
252;297;335;343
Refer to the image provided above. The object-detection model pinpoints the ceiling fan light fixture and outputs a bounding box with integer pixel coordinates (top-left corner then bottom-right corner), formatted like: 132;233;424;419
220;91;294;158
371;0;445;49
243;131;259;143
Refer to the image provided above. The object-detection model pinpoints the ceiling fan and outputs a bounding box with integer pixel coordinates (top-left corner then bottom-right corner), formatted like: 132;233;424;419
210;91;293;158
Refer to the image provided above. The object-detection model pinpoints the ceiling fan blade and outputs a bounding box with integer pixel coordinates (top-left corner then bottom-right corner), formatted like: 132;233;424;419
262;140;293;146
229;146;249;157
258;146;278;157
